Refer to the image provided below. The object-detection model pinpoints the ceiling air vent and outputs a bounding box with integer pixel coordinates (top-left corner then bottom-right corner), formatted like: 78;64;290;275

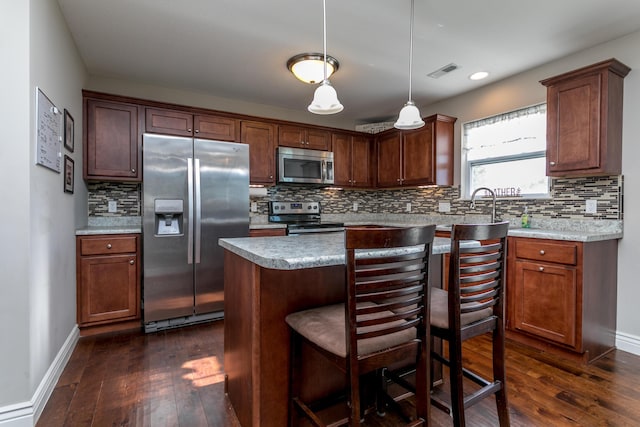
427;63;459;79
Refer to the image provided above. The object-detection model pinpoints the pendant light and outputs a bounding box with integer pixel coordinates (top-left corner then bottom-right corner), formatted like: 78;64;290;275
308;0;343;115
394;0;425;130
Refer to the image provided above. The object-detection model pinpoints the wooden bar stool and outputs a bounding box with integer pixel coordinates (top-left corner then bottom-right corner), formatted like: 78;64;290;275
430;222;511;426
285;225;436;426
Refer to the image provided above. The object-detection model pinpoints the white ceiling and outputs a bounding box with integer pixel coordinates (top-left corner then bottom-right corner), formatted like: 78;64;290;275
57;0;640;124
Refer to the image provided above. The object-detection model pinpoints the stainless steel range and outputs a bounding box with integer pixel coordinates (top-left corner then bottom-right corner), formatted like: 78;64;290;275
268;201;344;235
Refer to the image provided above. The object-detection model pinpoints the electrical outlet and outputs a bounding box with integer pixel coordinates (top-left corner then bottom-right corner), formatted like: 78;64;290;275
250;202;258;213
586;199;598;214
352;202;359;212
439;202;451;213
405;203;412;212
108;201;117;213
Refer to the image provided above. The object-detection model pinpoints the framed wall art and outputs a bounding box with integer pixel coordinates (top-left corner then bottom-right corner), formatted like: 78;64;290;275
64;155;74;194
63;109;74;152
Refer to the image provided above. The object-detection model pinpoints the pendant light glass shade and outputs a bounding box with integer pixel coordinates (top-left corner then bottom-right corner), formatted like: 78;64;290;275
308;80;344;114
308;0;343;115
394;100;425;129
394;0;424;130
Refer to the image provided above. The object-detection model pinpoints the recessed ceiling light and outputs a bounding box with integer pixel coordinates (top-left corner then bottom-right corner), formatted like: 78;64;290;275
469;71;489;81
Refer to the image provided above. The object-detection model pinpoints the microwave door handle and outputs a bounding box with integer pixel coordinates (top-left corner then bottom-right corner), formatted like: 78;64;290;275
321;159;326;182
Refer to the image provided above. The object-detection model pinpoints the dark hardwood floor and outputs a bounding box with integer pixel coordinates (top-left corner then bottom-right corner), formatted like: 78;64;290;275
37;320;640;426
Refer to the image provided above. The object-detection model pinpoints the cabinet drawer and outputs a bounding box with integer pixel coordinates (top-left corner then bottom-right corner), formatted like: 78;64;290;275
80;236;138;255
514;240;577;265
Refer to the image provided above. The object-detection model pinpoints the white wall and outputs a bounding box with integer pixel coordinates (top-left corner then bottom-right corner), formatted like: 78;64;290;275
0;0;87;424
420;30;640;349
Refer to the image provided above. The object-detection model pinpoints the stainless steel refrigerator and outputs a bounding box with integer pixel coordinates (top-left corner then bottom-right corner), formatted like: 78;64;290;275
142;134;249;332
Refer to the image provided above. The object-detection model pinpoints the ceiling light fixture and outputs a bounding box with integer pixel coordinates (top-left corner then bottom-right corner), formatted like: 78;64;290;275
394;0;424;130
287;53;339;84
307;0;343;115
469;71;489;80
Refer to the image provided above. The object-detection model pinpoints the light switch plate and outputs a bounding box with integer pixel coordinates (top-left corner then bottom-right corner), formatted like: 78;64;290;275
250;202;258;213
108;201;117;213
405;203;412;212
439;202;451;213
586;199;597;214
352;202;359;212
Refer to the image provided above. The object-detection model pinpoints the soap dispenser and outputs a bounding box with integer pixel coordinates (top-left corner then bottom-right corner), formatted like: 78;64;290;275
521;207;530;228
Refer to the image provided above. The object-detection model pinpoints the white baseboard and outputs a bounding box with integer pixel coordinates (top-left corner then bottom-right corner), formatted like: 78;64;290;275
616;331;640;356
0;326;79;427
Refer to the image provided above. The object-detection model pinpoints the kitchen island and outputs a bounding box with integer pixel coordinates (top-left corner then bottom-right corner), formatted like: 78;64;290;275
218;232;462;427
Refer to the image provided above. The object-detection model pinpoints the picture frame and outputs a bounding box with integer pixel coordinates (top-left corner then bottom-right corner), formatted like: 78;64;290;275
64;155;74;194
63;109;74;152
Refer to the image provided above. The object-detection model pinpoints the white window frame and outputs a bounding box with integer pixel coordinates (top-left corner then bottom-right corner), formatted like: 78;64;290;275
461;103;549;199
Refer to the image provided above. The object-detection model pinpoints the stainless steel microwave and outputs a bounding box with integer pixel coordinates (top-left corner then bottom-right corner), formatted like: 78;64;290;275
277;147;334;185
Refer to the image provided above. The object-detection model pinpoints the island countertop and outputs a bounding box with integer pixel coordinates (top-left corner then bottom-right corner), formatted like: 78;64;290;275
219;232;467;270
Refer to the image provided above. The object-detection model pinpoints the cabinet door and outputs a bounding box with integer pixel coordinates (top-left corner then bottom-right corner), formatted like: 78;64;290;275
145;107;193;137
195;114;237;141
332;132;352;186
351;135;371;188
241;121;276;184
402;123;435;186
278;125;306;148
78;254;139;325
376;131;402;187
305;128;331;151
546;74;601;175
513;260;577;347
278;125;330;150
85;99;140;181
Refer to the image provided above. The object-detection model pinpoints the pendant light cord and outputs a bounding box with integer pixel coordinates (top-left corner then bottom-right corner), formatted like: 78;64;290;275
408;0;415;102
323;0;328;82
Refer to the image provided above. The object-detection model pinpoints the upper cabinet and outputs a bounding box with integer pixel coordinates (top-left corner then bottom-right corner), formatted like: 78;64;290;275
241;120;276;185
541;58;631;177
84;96;142;181
145;107;238;141
375;114;456;187
278;125;331;151
332;133;372;188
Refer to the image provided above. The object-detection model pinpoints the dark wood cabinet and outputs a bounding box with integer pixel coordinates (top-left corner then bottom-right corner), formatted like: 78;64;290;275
541;58;630;177
145;107;238;141
249;228;287;237
84;98;141;181
76;234;141;336
506;236;618;363
332;132;372;188
278;125;331;151
241;120;276;185
375;114;456;187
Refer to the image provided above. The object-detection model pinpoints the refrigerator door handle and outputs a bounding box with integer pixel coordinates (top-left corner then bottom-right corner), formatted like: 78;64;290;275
194;158;202;264
187;157;194;264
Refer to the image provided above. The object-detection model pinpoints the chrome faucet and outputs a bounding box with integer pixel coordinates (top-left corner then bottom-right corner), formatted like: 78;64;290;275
470;187;497;223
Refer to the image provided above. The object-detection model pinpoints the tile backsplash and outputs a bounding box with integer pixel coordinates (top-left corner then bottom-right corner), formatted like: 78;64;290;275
88;175;622;221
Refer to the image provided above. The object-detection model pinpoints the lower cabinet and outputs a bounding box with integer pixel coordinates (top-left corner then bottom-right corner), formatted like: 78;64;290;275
506;236;618;363
249;228;287;237
76;234;141;335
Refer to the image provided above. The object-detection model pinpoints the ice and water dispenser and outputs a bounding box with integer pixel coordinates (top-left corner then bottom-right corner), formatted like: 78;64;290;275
154;199;184;236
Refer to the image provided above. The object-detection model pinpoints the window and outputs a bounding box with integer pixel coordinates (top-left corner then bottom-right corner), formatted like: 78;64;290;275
462;104;548;198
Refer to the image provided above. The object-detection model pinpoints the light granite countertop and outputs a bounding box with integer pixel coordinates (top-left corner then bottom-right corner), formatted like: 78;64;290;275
219;233;474;270
76;217;142;235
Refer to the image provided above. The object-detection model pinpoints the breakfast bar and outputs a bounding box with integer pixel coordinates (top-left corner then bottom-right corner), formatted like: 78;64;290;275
218;232;467;427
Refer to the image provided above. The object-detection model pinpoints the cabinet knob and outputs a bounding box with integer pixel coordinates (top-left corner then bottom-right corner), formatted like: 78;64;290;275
539;266;544;272
539;250;545;255
106;243;112;249
195;129;200;133
188;128;192;132
549;161;556;166
131;168;136;173
270;175;273;179
130;259;135;265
